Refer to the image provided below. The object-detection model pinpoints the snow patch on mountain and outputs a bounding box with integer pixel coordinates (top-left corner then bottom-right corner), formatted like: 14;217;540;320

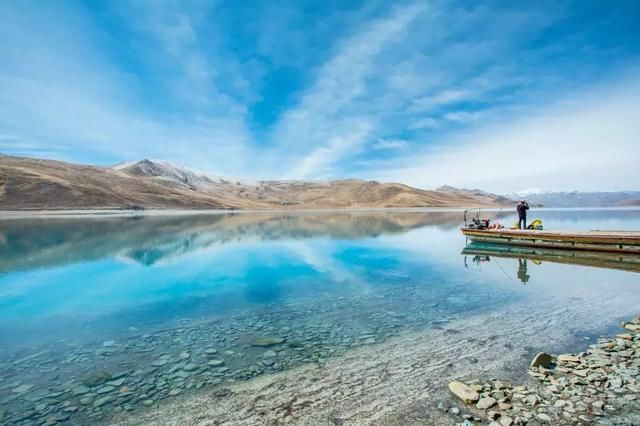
113;159;253;189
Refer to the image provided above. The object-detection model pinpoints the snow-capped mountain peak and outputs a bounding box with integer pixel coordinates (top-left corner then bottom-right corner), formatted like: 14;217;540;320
112;159;249;189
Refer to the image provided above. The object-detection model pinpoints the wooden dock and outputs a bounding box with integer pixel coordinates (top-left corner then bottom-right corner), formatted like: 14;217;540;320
461;228;640;254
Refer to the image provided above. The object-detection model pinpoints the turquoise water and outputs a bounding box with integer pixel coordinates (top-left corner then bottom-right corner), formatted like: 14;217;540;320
0;209;639;424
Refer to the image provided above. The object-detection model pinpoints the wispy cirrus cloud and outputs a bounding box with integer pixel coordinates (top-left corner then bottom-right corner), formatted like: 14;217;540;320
409;118;439;130
371;139;408;150
272;3;426;179
410;89;475;112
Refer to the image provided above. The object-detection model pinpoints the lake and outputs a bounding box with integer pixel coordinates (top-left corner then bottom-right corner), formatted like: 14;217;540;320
1;209;639;424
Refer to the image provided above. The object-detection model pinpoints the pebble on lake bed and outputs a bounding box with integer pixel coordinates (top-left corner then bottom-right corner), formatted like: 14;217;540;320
447;316;640;424
251;337;286;347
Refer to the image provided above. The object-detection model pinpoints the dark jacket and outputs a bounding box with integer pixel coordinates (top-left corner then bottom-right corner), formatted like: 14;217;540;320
517;202;529;218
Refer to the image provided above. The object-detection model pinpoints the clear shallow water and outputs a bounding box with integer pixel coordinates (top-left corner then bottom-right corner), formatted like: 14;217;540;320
0;209;639;424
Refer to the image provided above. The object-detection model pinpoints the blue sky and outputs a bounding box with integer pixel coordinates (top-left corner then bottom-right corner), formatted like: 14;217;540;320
1;0;639;192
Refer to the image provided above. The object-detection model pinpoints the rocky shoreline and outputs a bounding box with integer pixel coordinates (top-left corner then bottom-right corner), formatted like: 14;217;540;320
447;317;640;425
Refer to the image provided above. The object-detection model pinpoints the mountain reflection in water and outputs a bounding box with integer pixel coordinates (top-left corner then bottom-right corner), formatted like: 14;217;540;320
0;210;509;273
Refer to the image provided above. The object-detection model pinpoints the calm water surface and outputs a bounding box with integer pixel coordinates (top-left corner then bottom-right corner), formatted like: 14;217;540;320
0;209;639;424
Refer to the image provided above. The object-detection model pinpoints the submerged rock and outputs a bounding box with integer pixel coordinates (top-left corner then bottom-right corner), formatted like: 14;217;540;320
11;384;34;394
214;388;231;397
93;396;113;408
251;337;286;347
183;363;199;372
96;385;115;394
106;378;125;387
82;372;112;387
151;358;169;367
448;381;480;403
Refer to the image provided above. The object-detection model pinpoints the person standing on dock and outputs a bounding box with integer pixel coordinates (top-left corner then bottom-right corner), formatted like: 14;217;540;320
517;200;529;229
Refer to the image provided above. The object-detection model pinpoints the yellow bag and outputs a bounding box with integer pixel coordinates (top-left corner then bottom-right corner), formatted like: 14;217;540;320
529;219;543;229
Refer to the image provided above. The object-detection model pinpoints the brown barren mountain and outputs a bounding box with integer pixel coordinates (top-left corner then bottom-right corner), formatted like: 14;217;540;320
0;155;512;210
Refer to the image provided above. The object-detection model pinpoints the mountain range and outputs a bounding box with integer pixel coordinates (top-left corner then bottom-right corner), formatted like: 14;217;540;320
436;186;640;208
2;155;636;210
502;190;640;207
0;155;513;210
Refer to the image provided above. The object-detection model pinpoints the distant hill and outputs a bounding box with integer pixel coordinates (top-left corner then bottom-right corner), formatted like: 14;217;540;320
436;185;516;206
0;155;513;210
503;190;640;207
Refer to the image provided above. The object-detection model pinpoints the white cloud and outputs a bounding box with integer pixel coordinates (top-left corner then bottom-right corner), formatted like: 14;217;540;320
409;117;439;130
411;89;473;111
371;138;408;150
442;111;482;123
290;122;372;179
378;72;640;192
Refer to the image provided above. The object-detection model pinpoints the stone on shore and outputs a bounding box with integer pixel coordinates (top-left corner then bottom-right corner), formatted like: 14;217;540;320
476;397;497;410
623;323;640;332
557;354;579;362
530;352;552;368
448;381;480;403
499;415;513;426
536;413;551;422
